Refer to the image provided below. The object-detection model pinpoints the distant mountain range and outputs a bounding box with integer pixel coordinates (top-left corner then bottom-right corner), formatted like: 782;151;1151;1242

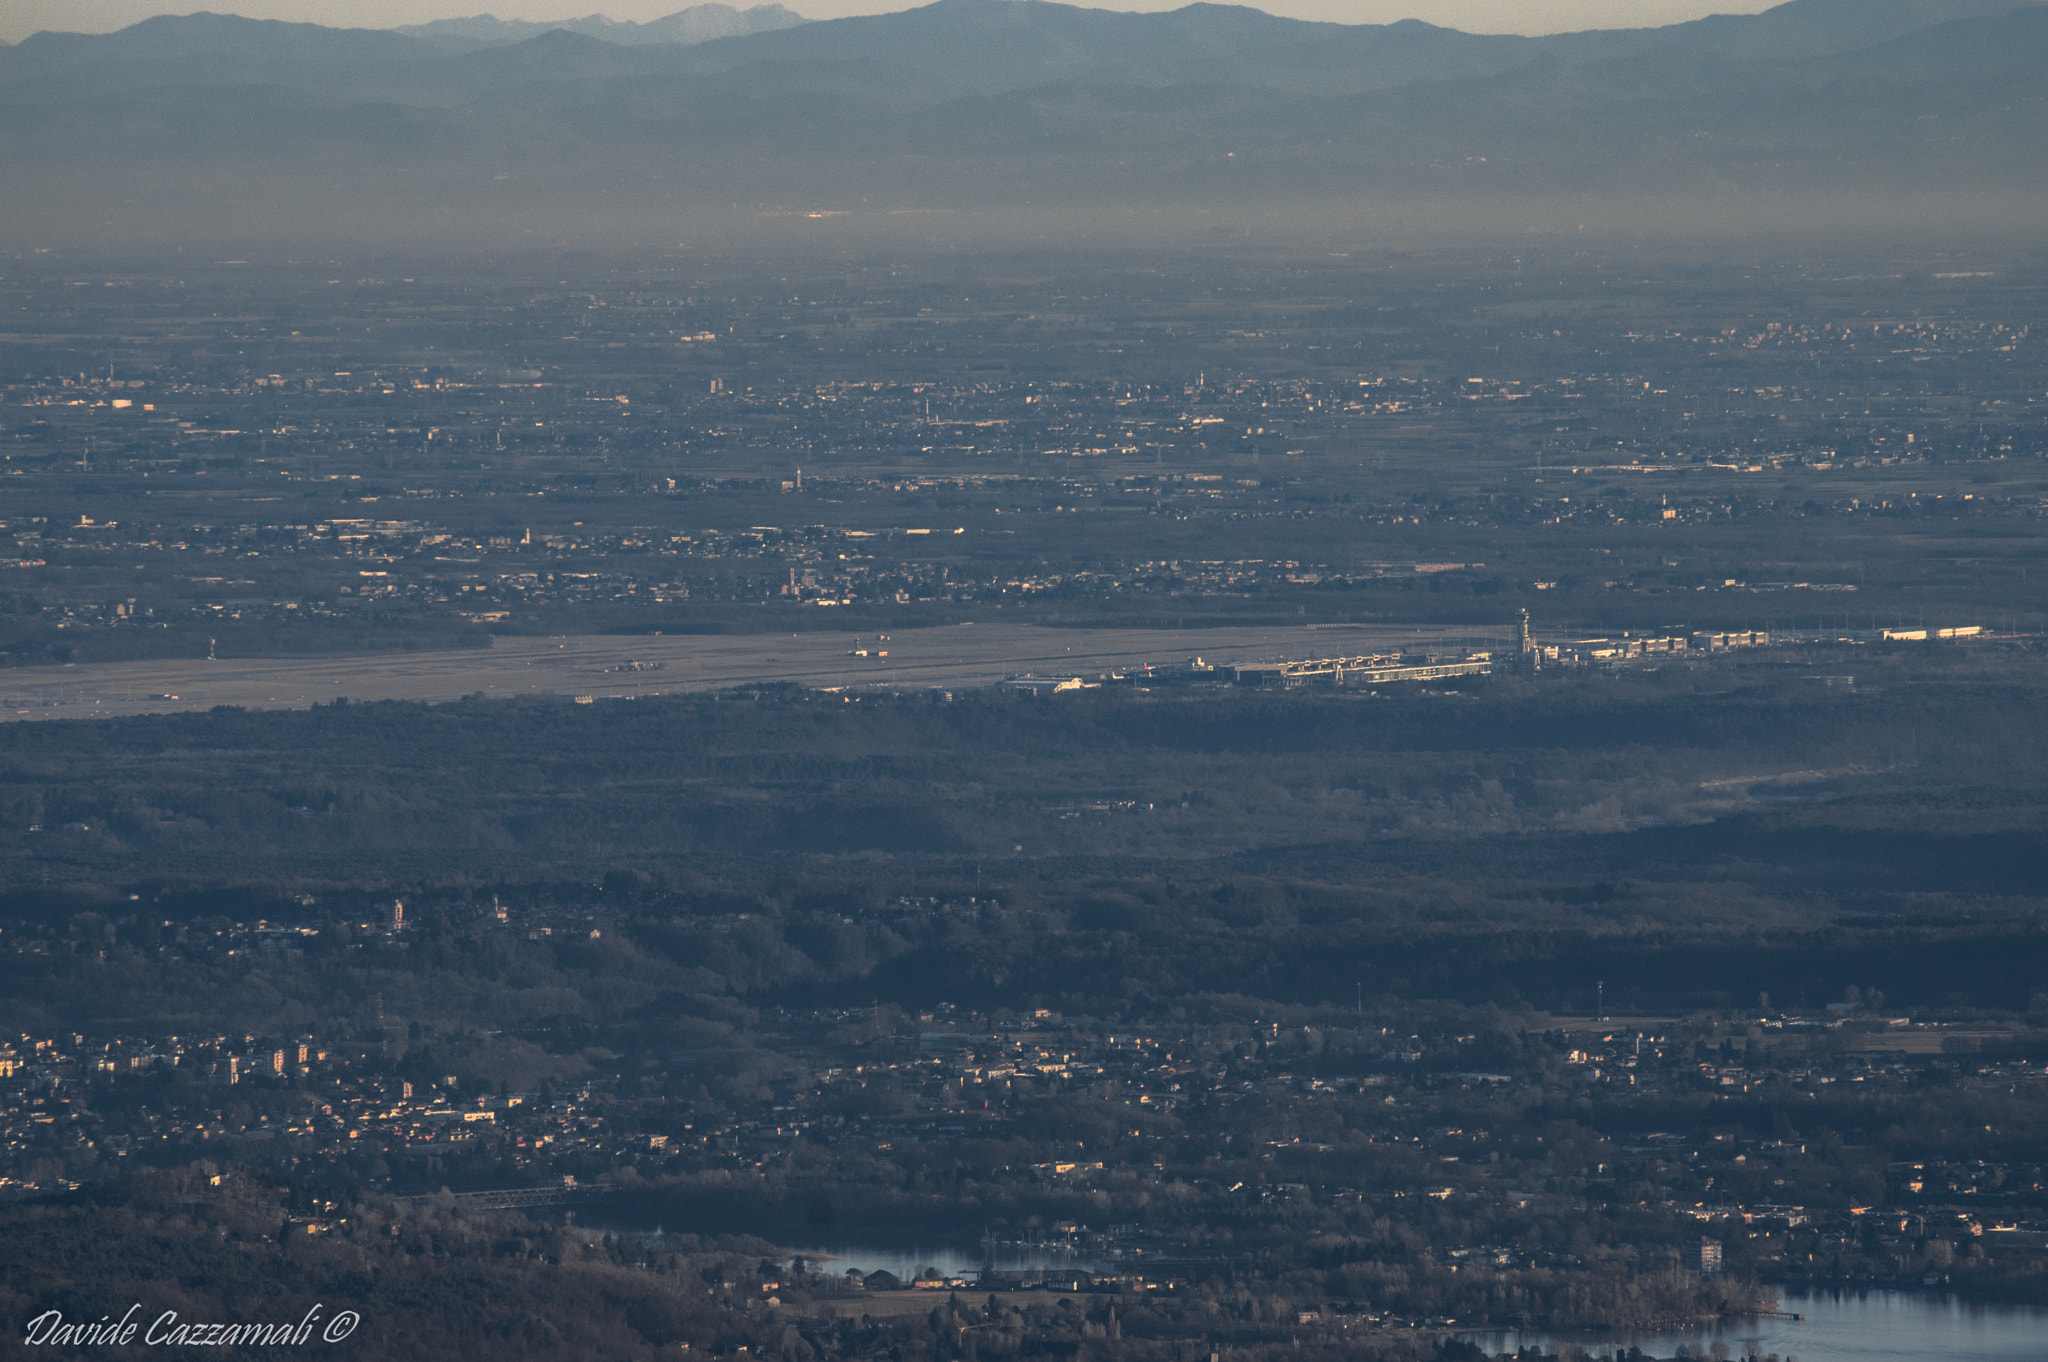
1;0;2043;250
396;5;807;53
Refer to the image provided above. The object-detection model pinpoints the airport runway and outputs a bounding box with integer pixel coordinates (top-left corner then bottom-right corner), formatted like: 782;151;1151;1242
0;622;1487;721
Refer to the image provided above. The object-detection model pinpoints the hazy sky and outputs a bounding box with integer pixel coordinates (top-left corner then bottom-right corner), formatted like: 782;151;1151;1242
1;0;1781;43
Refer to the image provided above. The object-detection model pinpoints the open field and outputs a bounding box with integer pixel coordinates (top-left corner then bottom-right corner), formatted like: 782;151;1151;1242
0;621;1487;721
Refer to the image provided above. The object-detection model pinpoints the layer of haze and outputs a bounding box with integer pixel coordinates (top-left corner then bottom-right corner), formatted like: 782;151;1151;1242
0;0;1780;43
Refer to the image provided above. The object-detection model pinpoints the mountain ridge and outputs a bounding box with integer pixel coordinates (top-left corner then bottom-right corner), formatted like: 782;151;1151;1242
1;0;2043;249
396;4;808;53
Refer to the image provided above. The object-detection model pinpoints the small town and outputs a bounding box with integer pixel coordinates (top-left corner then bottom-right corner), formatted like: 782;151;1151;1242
5;888;2045;1350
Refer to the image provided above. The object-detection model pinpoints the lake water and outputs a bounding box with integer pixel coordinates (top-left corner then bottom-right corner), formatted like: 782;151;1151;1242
786;1244;1105;1280
548;1227;2048;1359
1474;1288;2048;1361
548;1226;1103;1281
